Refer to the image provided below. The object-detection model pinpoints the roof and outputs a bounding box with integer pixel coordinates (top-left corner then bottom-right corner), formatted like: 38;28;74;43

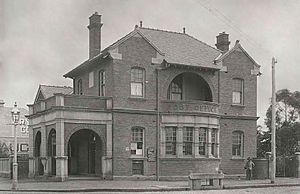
34;85;73;103
64;27;223;78
138;27;221;68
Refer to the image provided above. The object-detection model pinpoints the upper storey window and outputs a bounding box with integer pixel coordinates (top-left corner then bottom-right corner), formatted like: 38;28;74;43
131;68;144;97
168;75;183;100
77;79;83;95
99;70;105;96
89;71;94;88
232;78;244;104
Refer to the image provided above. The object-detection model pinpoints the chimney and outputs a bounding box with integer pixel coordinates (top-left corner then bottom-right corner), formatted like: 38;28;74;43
88;12;103;59
0;100;4;107
215;32;230;52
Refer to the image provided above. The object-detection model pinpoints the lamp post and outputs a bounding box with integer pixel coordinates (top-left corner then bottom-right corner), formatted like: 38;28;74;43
11;102;20;190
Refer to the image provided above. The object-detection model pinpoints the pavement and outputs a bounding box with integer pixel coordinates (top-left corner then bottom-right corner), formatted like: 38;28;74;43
0;177;300;192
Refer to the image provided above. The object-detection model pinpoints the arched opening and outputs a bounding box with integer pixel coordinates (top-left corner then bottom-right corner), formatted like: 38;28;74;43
34;131;43;175
68;129;102;176
47;129;56;176
167;72;213;101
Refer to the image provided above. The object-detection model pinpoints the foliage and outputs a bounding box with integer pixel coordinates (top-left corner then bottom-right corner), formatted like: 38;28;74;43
257;89;300;158
0;141;10;158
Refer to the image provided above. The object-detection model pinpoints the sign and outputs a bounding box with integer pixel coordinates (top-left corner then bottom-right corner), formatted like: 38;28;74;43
171;103;218;113
19;118;29;134
147;147;156;162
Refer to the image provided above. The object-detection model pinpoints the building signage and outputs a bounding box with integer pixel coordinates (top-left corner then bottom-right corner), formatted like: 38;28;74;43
19;118;29;134
147;147;156;162
168;103;218;113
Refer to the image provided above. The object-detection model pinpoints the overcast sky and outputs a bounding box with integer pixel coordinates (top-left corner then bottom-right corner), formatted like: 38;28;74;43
1;0;300;128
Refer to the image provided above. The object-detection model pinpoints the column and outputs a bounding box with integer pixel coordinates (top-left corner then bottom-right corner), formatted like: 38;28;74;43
295;152;300;178
55;116;67;181
207;128;213;158
216;128;220;158
194;127;199;157
102;122;113;179
176;126;183;157
40;124;48;177
28;125;35;178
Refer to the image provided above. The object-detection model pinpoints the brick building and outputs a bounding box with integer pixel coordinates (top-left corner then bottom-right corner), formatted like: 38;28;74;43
27;13;260;181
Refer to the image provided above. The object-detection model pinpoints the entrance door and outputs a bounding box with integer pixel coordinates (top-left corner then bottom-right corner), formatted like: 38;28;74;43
48;129;56;175
68;129;102;176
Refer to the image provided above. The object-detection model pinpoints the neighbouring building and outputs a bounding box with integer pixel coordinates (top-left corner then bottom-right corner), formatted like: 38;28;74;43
27;13;260;181
0;100;29;155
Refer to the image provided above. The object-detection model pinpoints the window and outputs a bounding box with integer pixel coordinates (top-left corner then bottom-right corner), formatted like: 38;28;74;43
168;75;183;100
77;79;83;95
211;129;217;156
131;127;143;156
232;78;244;104
165;127;176;155
183;127;193;155
199;128;207;156
132;160;144;175
99;70;105;96
131;68;144;97
89;71;94;88
232;131;244;157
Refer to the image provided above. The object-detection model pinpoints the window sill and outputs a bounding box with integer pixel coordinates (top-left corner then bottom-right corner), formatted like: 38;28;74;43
231;104;245;108
129;97;146;101
161;157;221;161
231;157;245;160
129;156;146;160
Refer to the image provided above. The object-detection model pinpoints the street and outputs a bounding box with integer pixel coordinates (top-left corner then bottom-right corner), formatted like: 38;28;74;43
1;186;300;194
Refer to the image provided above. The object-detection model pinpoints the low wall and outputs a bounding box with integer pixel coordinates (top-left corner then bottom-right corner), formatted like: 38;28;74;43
0;158;11;178
0;154;29;179
252;158;269;179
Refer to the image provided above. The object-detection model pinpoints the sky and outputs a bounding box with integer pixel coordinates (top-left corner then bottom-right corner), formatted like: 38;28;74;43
1;0;300;128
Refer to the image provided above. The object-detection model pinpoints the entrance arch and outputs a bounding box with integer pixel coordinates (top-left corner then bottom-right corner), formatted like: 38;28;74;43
67;129;103;176
167;72;213;101
48;129;56;175
34;131;43;175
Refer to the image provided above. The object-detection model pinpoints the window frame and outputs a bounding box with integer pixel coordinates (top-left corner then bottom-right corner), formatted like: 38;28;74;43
211;129;217;157
232;78;244;105
89;71;94;88
167;75;183;100
131;127;144;156
77;79;83;95
165;127;177;156
183;127;193;156
130;67;145;97
199;128;207;156
99;70;105;96
132;160;144;175
232;131;244;158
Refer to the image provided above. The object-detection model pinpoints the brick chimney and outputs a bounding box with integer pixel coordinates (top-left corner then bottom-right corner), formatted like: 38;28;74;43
88;12;103;59
215;32;230;52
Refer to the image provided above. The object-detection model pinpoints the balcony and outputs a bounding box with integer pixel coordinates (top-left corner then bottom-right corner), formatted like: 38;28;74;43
30;94;112;115
160;100;219;115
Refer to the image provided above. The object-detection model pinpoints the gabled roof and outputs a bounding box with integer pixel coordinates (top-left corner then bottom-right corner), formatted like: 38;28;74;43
34;85;73;103
215;41;260;68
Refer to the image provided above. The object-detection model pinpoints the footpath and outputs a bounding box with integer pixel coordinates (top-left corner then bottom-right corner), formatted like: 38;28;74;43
0;177;300;192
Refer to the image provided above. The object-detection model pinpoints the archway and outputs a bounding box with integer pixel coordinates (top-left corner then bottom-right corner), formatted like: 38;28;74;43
48;129;56;175
34;131;43;175
67;129;102;176
167;72;213;101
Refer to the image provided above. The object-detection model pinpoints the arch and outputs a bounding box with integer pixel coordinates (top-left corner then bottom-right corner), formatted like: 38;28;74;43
47;128;56;175
166;72;213;102
67;129;103;176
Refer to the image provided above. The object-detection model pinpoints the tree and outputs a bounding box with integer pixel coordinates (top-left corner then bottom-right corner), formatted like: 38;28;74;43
257;89;300;158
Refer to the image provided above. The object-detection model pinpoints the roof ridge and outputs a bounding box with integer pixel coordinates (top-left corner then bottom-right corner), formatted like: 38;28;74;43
184;33;222;53
139;27;185;35
40;84;72;89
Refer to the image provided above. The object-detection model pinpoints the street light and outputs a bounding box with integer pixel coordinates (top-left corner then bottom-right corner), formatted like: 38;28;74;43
11;102;20;190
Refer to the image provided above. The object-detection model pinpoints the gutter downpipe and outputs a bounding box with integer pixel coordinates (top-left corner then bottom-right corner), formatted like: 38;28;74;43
156;67;160;181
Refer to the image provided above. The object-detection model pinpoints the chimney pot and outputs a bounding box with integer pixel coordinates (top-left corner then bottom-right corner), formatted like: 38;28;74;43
140;21;143;27
0;100;4;107
215;32;230;52
183;27;186;34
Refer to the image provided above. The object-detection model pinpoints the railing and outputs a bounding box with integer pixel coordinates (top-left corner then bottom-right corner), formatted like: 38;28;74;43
160;100;219;114
31;94;112;114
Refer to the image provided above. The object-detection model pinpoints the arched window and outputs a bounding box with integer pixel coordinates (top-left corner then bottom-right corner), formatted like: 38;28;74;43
99;70;105;96
232;78;244;104
168;75;183;100
130;68;145;97
232;131;244;157
77;79;83;95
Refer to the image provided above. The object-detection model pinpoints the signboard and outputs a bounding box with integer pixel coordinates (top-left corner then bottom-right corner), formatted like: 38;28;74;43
19;118;29;134
147;147;156;162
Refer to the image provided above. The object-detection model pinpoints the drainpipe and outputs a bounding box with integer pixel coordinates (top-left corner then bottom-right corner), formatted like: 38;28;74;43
156;67;160;181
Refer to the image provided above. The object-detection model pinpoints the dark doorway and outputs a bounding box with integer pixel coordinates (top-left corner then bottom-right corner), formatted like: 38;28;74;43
68;129;102;176
48;129;56;175
34;131;43;175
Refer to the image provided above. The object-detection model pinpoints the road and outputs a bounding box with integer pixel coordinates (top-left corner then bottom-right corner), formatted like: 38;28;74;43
1;186;300;194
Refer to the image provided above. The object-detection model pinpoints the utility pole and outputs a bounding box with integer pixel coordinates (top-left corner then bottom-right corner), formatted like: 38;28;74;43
271;57;277;183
